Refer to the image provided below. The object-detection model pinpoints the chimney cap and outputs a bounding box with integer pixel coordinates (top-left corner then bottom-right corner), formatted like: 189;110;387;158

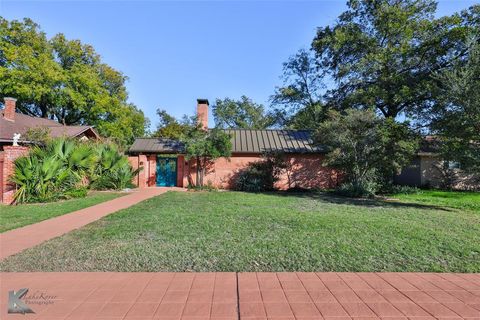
4;97;17;102
197;99;209;105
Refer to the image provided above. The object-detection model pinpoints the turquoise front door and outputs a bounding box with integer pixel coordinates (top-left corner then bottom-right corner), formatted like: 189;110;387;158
156;157;177;187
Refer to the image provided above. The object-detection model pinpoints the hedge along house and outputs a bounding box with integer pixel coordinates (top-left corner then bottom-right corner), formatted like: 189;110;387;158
128;99;341;189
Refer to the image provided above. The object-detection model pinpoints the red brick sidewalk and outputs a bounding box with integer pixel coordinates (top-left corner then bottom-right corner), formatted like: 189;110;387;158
1;272;479;319
0;188;183;260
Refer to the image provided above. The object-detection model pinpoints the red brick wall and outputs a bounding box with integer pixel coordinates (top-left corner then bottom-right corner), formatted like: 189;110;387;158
128;156;140;187
130;153;338;190
182;153;339;190
128;154;157;188
2;146;29;204
147;155;156;187
177;155;185;187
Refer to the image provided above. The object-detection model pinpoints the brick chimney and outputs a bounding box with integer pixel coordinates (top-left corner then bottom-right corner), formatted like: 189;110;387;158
3;97;17;122
197;99;209;130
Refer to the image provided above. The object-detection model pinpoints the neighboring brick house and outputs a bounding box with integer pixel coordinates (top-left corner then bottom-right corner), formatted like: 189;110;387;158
0;97;100;204
395;136;480;190
128;99;341;190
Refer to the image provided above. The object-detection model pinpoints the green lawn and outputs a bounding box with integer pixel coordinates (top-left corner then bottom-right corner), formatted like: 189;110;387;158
0;192;124;233
1;191;478;272
391;190;480;212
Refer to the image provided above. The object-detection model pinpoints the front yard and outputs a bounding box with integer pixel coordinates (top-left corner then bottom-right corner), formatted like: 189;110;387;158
1;191;478;272
0;192;124;233
391;190;480;212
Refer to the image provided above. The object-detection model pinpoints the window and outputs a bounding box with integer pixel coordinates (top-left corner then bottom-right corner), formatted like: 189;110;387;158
448;161;461;170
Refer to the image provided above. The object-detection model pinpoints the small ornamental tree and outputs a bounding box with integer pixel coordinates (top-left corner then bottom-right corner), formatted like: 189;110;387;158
182;125;232;187
316;109;419;197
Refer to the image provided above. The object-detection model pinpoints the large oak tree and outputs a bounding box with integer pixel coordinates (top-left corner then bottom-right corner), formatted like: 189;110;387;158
0;17;148;146
312;0;479;120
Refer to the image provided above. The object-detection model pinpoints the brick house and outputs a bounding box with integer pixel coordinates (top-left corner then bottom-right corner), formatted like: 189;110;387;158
128;99;341;190
0;97;100;204
395;136;480;190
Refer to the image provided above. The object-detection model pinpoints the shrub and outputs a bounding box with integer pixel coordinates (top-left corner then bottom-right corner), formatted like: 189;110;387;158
335;180;378;198
234;164;272;192
316;109;420;197
11;138;138;203
89;143;139;190
234;152;288;192
64;186;88;199
11;150;79;203
187;181;217;192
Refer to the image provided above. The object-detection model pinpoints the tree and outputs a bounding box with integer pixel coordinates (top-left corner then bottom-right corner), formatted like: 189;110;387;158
0;18;62;117
0;17;147;146
431;39;480;174
212;96;275;129
23;127;52;144
316;109;419;196
271;49;326;129
311;0;478;120
182;126;232;187
152;109;191;140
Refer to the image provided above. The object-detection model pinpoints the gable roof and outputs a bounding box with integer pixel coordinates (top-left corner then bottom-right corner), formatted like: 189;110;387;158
0;110;99;142
129;129;324;154
129;138;185;154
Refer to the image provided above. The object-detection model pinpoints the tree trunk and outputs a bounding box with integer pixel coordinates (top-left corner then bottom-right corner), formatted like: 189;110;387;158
196;157;201;187
200;157;206;187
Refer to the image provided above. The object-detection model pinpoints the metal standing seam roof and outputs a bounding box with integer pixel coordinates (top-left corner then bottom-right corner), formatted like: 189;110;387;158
128;129;324;154
128;138;186;154
222;129;323;153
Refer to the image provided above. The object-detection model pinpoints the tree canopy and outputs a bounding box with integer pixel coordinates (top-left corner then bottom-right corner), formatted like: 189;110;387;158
312;0;478;120
212;96;275;129
152;109;192;140
0;17;148;146
431;39;480;174
271;49;326;129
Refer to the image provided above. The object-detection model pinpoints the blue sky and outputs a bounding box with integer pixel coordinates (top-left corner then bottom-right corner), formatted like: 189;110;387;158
1;0;477;129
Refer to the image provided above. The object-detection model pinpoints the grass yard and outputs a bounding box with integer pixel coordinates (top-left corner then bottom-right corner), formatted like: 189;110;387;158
391;190;480;212
1;191;478;272
0;192;124;233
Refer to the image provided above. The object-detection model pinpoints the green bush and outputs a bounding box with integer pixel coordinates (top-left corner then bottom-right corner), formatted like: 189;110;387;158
64;186;88;199
234;164;272;192
11;138;138;203
234;152;288;192
89;144;139;190
187;181;217;192
335;180;378;198
11;152;78;203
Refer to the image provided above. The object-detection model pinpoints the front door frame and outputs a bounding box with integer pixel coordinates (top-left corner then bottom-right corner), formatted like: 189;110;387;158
156;156;178;187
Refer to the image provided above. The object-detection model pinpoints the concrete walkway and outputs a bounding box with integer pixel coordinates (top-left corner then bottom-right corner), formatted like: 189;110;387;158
0;188;182;260
1;272;479;319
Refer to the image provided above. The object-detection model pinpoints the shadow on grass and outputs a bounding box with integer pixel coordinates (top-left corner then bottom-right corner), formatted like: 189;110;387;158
265;191;453;212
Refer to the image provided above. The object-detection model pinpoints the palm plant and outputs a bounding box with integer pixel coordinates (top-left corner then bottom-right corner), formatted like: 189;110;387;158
90;143;139;190
11;153;76;203
11;138;137;203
